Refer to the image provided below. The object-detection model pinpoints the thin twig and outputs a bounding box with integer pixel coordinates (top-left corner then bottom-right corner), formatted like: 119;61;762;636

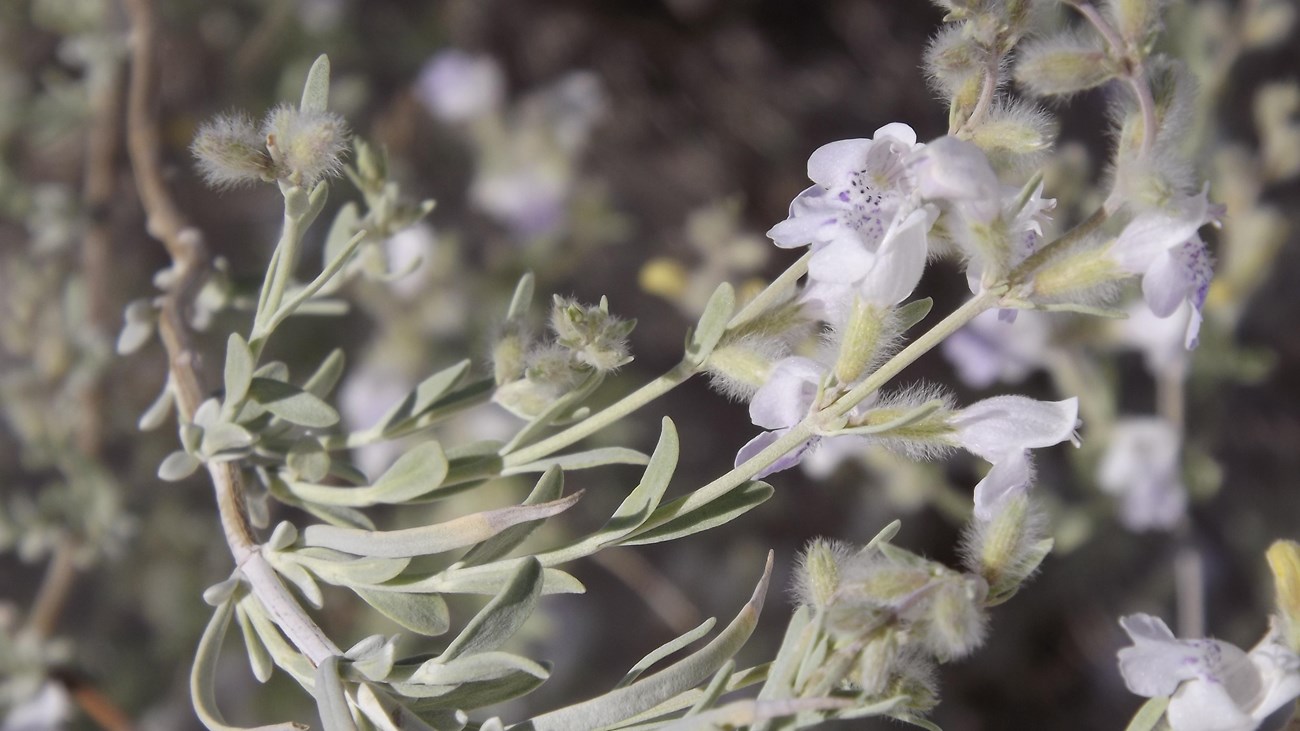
54;672;136;731
592;550;702;635
22;541;79;639
120;0;338;665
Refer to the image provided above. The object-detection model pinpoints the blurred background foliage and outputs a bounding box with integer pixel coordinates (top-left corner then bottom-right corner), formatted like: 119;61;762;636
1;0;1299;729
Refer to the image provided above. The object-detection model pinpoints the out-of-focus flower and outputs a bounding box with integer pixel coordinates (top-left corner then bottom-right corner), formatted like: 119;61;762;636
1117;614;1300;731
942;308;1054;388
1112;300;1195;375
1098;417;1187;531
1108;189;1218;349
948;396;1080;519
414;50;505;123
339;363;412;476
2;681;71;731
383;224;436;300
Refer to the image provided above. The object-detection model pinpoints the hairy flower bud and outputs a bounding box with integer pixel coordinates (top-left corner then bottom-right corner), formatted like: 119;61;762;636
918;573;988;660
794;538;852;610
1015;34;1117;97
190;113;275;188
833;299;891;384
262;104;349;186
549;296;634;373
961;493;1052;602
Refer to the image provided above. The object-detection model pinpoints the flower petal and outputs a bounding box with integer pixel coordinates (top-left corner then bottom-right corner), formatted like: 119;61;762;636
734;428;816;478
1167;680;1256;731
1111;189;1213;274
952;396;1080;463
749;356;825;429
1117;614;1209;697
872;122;918;147
809;239;877;283
1142;250;1191;318
807;139;873;187
860;207;929;306
972;449;1034;520
768;186;835;248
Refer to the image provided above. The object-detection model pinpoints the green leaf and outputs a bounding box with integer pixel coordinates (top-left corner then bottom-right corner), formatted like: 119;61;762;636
615;617;717;689
413;360;472;415
683;659;734;716
313;656;359;731
224;333;255;407
500;371;604;454
304;349;347;399
355;588;450;636
621;481;773;547
287;439;331;482
685;283;735;365
289;547;411;585
756;604;812;704
865;520;902;551
201;422;256;456
461;467;565;566
440;558;543;661
1123;696;1169;731
380;561;584;597
289;442;449;507
896;297;934;332
235;602;275;683
238;597;316;687
410;652;549;686
190;599;309;731
660;697;864;730
269;555;324;608
397;664;549;710
300;54;331;114
502;447;649;476
138;383;175;431
159;451;201;482
249;377;340;428
319;203;362;296
526;553;774;731
506;272;534;321
301;493;582;558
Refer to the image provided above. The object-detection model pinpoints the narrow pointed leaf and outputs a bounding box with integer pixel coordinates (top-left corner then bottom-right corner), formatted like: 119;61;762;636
224;333;255;407
301;493;581;558
440;558;543;661
300;54;331;114
235;603;275;683
413;361;471;415
502;447;649;475
622;481;773;547
304;349;347;399
313;656;358;731
461;467;564;566
686;283;735;365
355;589;450;636
410;652;549;686
289;442;449;507
896;297;934;332
507;272;534;321
616;618;717;689
527;553;774;731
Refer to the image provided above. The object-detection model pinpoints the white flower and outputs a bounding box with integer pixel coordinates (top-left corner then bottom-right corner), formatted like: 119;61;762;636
767;124;931;321
2;682;71;731
1109;189;1218;349
1112;300;1194;375
948;396;1080;519
942;308;1054;389
414;50;505;123
1098;417;1187;532
1118;614;1300;731
384;224;436;300
733;356;839;478
910;135;1001;222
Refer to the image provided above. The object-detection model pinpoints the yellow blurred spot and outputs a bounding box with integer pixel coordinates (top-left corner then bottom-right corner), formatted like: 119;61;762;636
639;258;689;300
1267;540;1300;650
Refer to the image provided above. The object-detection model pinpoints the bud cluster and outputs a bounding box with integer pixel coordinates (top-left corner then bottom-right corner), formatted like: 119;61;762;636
191;105;348;189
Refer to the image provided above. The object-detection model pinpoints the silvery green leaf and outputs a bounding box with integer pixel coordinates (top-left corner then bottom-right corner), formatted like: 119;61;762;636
353;683;446;731
604;665;770;730
265;472;376;530
388;562;584;597
411;652;548;686
502;447;649;476
253;361;290;381
319;204;361;296
375;378;496;440
526;553;773;731
289;442;449;507
235;603;275;683
300;54;331;114
301;493;581;558
313;656;358;731
397;663;549;710
1123;696;1170;731
290;547;410;585
224;333;255;407
194;397;222;427
345;634;386;660
181;423;204;453
616;618;717;689
865;520;902;551
440;557;543;661
304;349;347;399
507;272;534;321
344;637;396;682
831;399;947;437
756;604;811;704
249;377;340;428
621;481;773;547
247;490;271;530
270;555;324;608
238;597;316;686
159;451;201;482
413;360;472;415
438;451;506;494
116;300;156;355
460;467;564;566
685;283;735;366
661;697;859;730
896;297;934;332
302;181;329;230
267;521;299;551
499;371;605;454
201;422;256;456
683;659;734;716
287;439;330;482
202;576;241;606
191;598;310;731
139;382;175;431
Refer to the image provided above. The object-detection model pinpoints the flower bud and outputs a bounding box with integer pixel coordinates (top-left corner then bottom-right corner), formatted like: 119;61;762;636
492;325;528;386
794;539;851;610
855;632;901;696
262;104;349;186
833;299;890;384
549;296;634;373
1014;34;1118;97
1267;540;1300;652
1108;0;1161;45
961;492;1052;602
190;113;275;188
918;573;988;660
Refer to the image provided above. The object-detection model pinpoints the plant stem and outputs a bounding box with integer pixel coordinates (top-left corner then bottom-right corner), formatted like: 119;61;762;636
632;292;998;533
1070;2;1157;158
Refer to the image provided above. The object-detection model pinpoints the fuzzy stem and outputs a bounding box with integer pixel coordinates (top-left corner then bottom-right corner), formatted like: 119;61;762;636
123;0;338;667
1069;2;1157;159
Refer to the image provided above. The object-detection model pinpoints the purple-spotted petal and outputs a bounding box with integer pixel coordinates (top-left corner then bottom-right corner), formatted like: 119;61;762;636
862;207;929;306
